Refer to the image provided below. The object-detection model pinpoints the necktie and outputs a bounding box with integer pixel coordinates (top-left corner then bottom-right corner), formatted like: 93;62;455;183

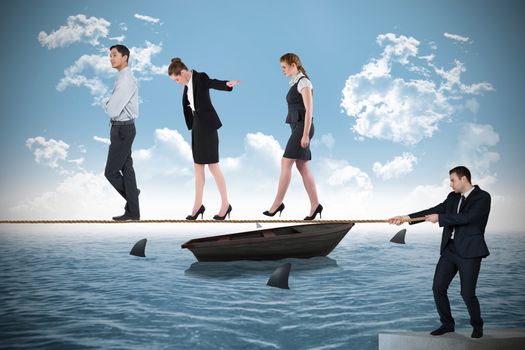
458;195;466;213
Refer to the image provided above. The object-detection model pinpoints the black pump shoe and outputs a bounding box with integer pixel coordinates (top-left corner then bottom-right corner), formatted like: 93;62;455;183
304;204;323;220
263;203;285;217
213;204;232;220
186;205;205;220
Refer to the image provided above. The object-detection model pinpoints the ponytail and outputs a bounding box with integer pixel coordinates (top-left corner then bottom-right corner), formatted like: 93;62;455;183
298;65;310;80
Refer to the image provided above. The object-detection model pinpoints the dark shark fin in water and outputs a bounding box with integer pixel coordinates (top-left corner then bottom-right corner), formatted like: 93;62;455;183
390;229;406;244
130;238;147;257
267;263;291;289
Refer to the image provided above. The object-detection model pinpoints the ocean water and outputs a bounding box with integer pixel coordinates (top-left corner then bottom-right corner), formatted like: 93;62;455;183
1;224;524;349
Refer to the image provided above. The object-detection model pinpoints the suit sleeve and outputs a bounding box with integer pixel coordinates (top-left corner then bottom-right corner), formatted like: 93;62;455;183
438;192;491;228
202;72;233;92
408;195;450;225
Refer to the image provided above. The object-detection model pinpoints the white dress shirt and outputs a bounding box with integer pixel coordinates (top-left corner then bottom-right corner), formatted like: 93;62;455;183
452;186;475;239
186;70;195;112
105;67;139;121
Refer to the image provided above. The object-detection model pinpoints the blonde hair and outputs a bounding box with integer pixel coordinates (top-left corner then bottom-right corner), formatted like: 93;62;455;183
280;53;310;80
168;57;188;76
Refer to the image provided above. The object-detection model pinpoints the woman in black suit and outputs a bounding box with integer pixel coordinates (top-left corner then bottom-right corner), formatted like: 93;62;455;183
264;53;322;220
168;58;240;220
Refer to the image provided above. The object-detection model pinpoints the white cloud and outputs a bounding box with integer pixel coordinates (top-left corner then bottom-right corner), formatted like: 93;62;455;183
134;14;160;24
458;123;500;174
377;33;420;65
465;98;480;114
38;14;110;49
130;41;169;77
444;32;471;43
119;23;128;31
154;128;193;162
93;136;111;145
26;136;70;168
10;171;121;219
320;133;335;150
245;132;283;167
373;152;417;180
134;149;153;161
68;157;85;165
431;59;494;95
56;55;115;105
57;54;111;106
341;33;494;145
322;158;373;191
109;35;126;42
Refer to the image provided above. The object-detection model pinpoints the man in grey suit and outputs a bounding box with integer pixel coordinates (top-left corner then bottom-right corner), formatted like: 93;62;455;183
390;166;491;338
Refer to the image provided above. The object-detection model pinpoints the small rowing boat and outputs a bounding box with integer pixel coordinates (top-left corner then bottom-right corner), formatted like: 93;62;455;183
181;223;354;261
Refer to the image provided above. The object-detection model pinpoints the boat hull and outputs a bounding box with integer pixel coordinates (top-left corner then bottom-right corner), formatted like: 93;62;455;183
181;223;354;262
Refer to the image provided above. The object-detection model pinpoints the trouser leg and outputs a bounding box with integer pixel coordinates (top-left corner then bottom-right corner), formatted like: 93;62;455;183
104;124;139;216
458;257;483;329
432;250;458;328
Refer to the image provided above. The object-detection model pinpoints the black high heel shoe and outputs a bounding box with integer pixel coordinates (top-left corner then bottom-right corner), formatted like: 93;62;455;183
304;204;323;220
263;203;285;217
213;204;232;220
186;205;205;220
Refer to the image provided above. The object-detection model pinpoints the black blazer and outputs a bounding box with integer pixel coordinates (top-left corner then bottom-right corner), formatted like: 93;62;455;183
182;70;233;130
409;185;491;259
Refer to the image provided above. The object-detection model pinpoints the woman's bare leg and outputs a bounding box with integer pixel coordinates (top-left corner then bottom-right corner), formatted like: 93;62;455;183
208;163;229;216
296;160;320;215
192;163;205;215
267;157;295;212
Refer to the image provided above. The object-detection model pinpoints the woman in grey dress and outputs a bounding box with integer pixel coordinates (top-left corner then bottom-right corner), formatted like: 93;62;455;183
263;53;322;220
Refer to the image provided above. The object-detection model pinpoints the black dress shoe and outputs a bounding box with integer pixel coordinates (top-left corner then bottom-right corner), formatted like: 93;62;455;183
213;204;232;220
186;205;205;220
112;214;140;221
430;326;454;336
471;328;483;338
263;203;285;217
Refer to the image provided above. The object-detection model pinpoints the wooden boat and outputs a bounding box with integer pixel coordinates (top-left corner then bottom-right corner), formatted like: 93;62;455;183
181;223;354;262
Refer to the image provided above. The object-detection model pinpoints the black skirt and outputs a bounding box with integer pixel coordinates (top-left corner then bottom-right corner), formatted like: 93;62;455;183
191;115;219;164
283;121;314;160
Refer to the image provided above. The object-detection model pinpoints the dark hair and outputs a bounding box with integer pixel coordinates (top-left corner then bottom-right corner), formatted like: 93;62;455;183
280;53;310;80
109;44;130;62
449;166;471;183
168;57;188;76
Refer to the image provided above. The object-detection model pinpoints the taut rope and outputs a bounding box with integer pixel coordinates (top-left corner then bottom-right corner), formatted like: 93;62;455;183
0;218;425;224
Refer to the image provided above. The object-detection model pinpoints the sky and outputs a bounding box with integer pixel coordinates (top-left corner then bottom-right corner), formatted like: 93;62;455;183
1;0;524;232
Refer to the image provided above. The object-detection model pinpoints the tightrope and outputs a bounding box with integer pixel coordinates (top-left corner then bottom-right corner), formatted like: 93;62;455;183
0;218;425;224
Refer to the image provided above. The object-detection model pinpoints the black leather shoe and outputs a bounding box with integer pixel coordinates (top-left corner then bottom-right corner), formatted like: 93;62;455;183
112;214;140;221
471;328;483;338
430;326;454;336
263;203;285;217
213;204;232;220
186;205;205;220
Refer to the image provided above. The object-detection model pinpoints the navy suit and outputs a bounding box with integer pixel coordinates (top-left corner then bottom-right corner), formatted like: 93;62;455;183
409;185;491;330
